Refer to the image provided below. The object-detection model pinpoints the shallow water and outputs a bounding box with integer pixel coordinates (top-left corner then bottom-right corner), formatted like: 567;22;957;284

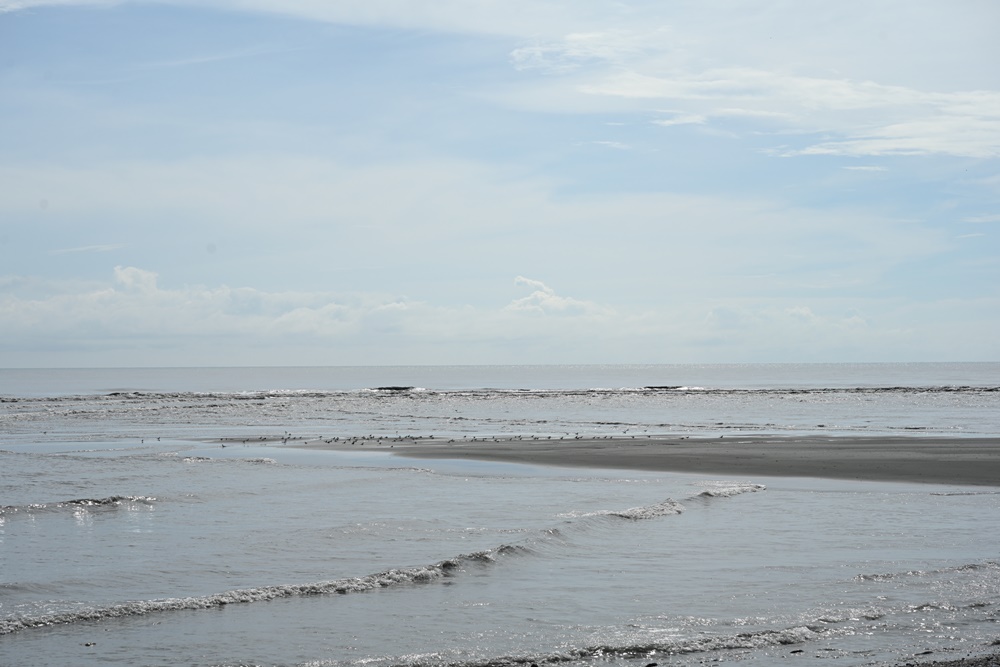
1;364;998;667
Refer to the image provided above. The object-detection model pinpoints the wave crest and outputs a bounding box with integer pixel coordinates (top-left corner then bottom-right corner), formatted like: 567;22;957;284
0;543;527;636
589;499;685;520
0;496;156;517
328;622;830;667
697;483;766;498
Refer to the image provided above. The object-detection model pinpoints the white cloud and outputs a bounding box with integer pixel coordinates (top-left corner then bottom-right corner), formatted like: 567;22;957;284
510;28;669;73
652;112;706;128
842;166;887;172
0;0;116;11
793;113;1000;159
963;214;1000;224
0;269;622;365
50;243;126;254
512;276;552;294
577;68;1000;159
590;140;631;150
2;266;997;365
0;267;363;341
0;153;954;306
114;265;158;292
135;45;300;70
104;0;614;38
506;276;610;317
491;4;1000;159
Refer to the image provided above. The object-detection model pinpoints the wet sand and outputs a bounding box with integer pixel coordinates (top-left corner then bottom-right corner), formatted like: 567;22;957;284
906;655;1000;667
297;435;1000;487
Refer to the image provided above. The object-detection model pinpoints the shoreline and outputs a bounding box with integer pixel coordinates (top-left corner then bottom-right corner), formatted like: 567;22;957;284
292;435;1000;487
905;655;1000;667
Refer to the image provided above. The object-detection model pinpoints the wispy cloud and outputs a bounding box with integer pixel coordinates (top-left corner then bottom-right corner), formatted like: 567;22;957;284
963;214;1000;224
791;112;1000;159
8;0;997;163
136;45;304;70
577;68;1000;159
50;243;125;255
0;0;109;14
510;28;667;73
652;112;706;128
590;140;631;150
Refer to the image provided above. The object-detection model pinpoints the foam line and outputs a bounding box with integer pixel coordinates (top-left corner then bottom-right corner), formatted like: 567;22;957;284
0;496;156;517
0;544;527;636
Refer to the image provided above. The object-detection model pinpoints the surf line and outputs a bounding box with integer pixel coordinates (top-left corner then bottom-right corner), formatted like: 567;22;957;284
0;545;527;636
2;483;766;636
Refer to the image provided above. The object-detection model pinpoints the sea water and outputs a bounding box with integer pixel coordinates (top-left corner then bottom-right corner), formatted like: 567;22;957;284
1;363;998;667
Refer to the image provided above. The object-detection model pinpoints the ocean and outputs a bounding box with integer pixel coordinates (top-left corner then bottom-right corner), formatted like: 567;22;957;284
1;363;998;667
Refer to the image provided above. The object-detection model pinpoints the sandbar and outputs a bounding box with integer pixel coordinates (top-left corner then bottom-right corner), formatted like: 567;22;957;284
295;435;1000;487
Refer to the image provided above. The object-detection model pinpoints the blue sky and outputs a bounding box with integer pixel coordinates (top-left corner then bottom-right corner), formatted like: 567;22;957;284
1;1;998;367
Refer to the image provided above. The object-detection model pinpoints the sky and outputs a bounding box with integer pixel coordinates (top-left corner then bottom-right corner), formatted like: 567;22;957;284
1;1;998;367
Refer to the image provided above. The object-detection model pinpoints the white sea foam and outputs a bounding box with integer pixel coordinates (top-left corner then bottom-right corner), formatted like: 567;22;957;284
607;499;685;520
303;622;833;667
569;482;766;522
0;544;528;636
696;482;766;498
0;496;156;517
855;560;999;582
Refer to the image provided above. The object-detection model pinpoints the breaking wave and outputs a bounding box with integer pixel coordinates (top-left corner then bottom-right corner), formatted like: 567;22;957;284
855;560;1000;582
0;544;529;636
290;622;833;667
696;482;767;498
604;499;686;520
4;384;997;407
181;456;276;464
570;481;765;521
0;496;156;518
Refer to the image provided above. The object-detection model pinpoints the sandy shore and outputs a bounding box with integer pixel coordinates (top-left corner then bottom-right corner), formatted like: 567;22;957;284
906;655;1000;667
294;435;1000;486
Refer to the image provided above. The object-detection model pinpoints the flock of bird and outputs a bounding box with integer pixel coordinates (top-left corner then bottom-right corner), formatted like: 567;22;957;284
212;430;671;447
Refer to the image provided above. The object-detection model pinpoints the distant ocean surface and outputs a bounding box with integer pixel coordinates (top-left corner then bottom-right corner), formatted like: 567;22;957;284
2;363;999;667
